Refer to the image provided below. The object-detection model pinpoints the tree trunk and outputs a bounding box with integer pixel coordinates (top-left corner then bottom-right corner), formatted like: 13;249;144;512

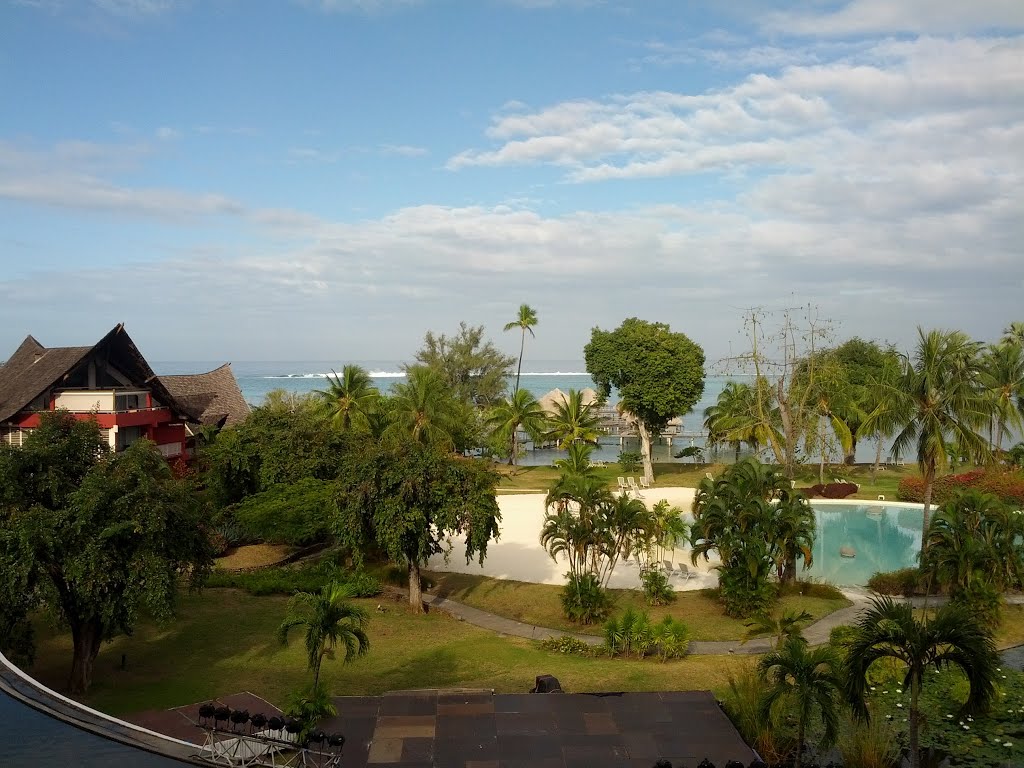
995;421;1004;453
871;434;884;482
508;428;517;466
818;415;826;485
68;618;103;695
514;330;525;396
777;381;796;478
408;560;424;613
921;459;936;560
909;675;921;768
637;420;654;484
796;714;806;768
734;442;741;463
845;433;857;465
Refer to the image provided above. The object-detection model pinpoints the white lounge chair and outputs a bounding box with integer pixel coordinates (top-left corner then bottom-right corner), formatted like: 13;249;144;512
639;476;650;490
617;477;628;494
676;563;696;581
627;477;643;498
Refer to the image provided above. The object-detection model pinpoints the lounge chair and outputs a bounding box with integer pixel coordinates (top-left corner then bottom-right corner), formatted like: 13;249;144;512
627;477;643;498
662;559;679;577
705;472;714;481
676;563;696;581
617;477;628;494
639;476;650;490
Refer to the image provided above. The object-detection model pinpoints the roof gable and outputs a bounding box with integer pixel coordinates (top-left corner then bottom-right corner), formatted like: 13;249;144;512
158;364;250;427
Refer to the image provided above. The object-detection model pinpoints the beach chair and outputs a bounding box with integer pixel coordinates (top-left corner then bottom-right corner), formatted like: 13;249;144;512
639;476;650;490
662;559;679;578
705;472;714;482
627;476;642;498
617;477;628;494
676;563;696;582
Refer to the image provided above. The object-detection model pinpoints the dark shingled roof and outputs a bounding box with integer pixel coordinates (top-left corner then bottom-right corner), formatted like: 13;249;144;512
159;364;250;427
0;324;203;425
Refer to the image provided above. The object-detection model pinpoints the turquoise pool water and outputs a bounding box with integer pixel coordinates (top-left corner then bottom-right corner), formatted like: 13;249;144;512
804;503;923;586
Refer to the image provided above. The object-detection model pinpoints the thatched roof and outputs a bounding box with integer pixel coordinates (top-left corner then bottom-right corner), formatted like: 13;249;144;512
159;364;249;427
578;387;600;407
0;324;183;424
537;387;567;414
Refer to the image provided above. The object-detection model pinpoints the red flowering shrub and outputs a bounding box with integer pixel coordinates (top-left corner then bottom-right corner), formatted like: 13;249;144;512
897;469;1024;506
801;482;859;499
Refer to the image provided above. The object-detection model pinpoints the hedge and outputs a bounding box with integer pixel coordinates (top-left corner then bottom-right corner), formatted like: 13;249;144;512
230;478;335;546
897;469;1024;506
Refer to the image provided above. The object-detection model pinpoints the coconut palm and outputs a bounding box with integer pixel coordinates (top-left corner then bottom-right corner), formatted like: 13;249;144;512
845;596;999;768
316;365;379;431
772;491;816;585
1003;321;1024;348
485;388;548;465
278;582;370;689
742;609;814;649
596;493;651;586
980;342;1024;452
552;440;597;477
862;328;992;552
704;381;781;462
758;634;843;768
647;499;688;566
383;365;464;451
546;389;602;449
504;303;538;397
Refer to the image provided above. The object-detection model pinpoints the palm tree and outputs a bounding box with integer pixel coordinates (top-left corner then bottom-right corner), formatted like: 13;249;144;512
980;342;1024;452
316;365;379;431
759;634;843;768
862;328;992;553
704;381;781;462
1003;321;1024;348
485;388;548;465
845;596;999;768
742;609;813;649
546;389;602;449
552;440;597;477
278;582;370;689
504;304;538;397
383;365;464;451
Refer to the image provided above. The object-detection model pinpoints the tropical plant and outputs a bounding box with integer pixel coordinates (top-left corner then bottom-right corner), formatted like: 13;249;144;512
551;440;598;478
862;329;993;554
586;318;706;483
639;566;675;605
603;606;655;658
411;321;515;407
644;499;688;568
721;666;799;766
485;388;548;465
845;596;999;768
758;633;844;768
742;608;813;649
651;616;690;661
559;572;613;624
980;341;1024;452
836;715;902;768
1008;442;1024;468
315;364;379;432
284;683;338;743
704;381;779;462
1003;321;1024;348
545;388;602;449
617;450;641;473
383;365;467;451
503;303;538;397
278;581;370;689
690;458;815;616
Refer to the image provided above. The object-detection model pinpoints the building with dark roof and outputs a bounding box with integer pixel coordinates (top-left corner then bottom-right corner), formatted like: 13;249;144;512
0;324;248;459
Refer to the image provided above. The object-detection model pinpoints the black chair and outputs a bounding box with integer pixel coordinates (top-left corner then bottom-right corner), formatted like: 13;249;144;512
531;674;563;693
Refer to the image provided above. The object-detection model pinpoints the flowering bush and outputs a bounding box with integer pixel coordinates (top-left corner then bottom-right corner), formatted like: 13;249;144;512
897;469;1024;506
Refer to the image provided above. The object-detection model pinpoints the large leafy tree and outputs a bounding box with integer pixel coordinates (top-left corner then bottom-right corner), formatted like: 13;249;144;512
862;328;992;551
845;596;999;768
545;388;602;449
278;582;369;689
0;413;213;694
585;318;705;483
485;388;548;465
316;365;380;432
411;322;515;407
503;303;538;397
335;441;500;611
758;634;843;768
827;338;895;464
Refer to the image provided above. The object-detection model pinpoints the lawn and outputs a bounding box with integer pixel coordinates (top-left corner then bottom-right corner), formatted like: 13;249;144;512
24;589;748;717
425;571;850;641
494;460;925;501
215;543;296;570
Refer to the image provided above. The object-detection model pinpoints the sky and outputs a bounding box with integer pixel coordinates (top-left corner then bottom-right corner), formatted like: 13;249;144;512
0;0;1021;366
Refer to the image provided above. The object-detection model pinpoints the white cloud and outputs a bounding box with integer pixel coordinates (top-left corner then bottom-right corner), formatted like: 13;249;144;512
379;143;429;157
91;0;178;15
295;0;420;13
763;0;1024;37
155;126;180;141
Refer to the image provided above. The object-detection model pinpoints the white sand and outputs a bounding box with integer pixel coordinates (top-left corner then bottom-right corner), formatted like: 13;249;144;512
427;486;721;591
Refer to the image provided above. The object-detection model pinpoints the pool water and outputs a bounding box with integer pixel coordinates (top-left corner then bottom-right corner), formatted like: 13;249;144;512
804;503;923;586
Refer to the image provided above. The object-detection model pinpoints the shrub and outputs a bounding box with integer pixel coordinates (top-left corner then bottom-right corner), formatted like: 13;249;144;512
206;561;381;598
284;683;337;743
231;478;335;546
640;567;676;606
837;716;901;768
651;616;690;661
603;607;654;658
780;580;844;601
866;567;921;597
539;634;595;657
617;451;642;473
952;581;1003;627
718;566;777;618
720;666;797;766
897;468;1024;507
561;573;613;625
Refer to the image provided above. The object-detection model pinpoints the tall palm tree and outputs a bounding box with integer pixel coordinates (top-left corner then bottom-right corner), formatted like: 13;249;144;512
278;582;370;689
384;365;463;451
552;440;597;477
980;342;1024;452
704;381;781;462
759;634;843;768
546;389;602;449
316;365;379;431
845;596;999;768
862;328;992;552
1003;321;1024;348
504;304;538;397
485;388;548;465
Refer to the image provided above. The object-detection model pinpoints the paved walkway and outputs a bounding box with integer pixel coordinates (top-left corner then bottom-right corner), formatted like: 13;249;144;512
412;588;1024;660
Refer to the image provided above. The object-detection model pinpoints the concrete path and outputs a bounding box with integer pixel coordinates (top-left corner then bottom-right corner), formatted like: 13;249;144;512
409;586;879;656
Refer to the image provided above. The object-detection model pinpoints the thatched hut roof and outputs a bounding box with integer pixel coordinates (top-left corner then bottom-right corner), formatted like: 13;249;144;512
537;387;567;414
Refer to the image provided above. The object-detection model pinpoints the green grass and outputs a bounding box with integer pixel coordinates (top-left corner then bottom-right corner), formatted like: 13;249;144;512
24;589;747;717
425;571;850;641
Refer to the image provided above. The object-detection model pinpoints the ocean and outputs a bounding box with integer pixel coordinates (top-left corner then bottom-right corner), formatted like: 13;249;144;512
152;360;882;465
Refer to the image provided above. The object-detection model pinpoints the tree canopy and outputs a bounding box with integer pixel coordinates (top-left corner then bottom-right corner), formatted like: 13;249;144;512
0;412;214;693
411;321;515;407
585;318;705;482
334;441;501;610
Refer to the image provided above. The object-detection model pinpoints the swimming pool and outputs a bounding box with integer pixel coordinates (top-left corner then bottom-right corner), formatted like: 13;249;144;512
804;501;923;586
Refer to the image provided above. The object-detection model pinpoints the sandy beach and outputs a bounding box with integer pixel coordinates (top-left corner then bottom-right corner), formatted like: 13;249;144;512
427;486;721;591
